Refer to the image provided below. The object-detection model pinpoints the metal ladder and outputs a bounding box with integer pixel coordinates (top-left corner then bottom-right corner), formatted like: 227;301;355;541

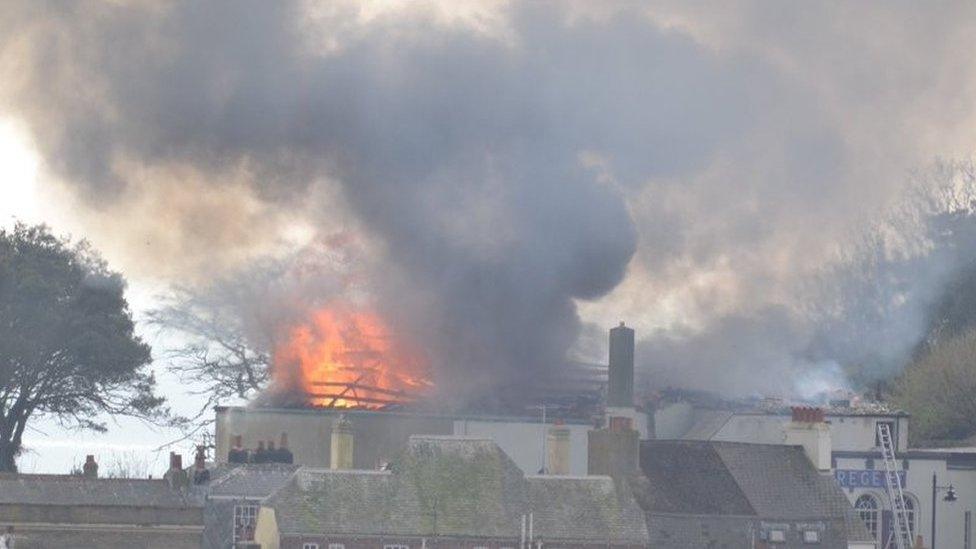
878;422;913;549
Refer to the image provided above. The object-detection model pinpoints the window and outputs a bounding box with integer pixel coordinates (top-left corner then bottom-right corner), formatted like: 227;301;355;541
328;544;344;549
303;544;319;549
903;495;917;537
855;494;880;540
769;529;786;542
233;504;259;546
803;530;821;543
383;545;409;549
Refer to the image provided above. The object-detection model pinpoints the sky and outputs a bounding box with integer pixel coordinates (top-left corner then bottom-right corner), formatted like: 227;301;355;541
4;0;976;472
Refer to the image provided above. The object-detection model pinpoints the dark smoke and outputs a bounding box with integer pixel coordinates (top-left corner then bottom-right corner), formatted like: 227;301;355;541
5;2;976;399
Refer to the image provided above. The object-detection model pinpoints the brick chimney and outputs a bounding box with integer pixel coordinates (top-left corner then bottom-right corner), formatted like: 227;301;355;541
192;444;211;485
164;452;189;490
784;406;832;471
330;414;354;470
82;455;98;479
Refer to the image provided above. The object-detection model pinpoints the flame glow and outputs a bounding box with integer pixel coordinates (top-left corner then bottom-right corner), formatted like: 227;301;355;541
273;304;432;407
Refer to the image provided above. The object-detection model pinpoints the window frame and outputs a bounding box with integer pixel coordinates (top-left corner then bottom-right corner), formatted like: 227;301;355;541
233;503;259;546
855;493;881;541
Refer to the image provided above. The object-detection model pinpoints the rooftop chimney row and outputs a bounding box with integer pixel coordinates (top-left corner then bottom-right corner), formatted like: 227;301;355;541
790;406;825;423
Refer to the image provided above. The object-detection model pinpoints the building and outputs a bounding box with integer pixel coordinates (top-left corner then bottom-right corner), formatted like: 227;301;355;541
214;323;654;478
200;321;875;548
215;405;599;476
654;396;976;547
195;462;301;549
251;435;650;548
634;440;875;548
0;456;203;548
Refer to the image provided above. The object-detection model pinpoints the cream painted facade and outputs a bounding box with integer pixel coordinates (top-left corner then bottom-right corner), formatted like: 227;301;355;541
215;406;609;475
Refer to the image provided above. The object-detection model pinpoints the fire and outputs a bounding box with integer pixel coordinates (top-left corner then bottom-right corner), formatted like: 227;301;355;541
273;305;432;408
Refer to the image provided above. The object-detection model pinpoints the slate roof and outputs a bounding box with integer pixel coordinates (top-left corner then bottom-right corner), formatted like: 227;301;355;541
203;463;300;499
264;436;649;543
636;440;873;544
526;475;648;544
681;410;734;440
0;474;199;508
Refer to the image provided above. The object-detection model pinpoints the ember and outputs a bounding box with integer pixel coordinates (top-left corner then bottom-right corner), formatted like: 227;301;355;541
273;304;432;408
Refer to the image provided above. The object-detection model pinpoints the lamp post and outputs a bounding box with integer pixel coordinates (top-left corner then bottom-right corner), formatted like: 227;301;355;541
931;472;958;549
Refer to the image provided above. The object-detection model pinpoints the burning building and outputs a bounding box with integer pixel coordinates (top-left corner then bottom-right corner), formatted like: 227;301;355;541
214;322;651;476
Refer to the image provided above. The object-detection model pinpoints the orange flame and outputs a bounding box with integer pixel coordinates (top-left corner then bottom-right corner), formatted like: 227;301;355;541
273;304;432;408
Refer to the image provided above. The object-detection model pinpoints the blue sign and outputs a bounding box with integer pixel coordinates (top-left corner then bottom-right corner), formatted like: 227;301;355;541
835;469;906;489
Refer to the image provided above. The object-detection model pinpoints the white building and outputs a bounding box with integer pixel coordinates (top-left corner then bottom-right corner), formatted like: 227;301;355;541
654;399;976;548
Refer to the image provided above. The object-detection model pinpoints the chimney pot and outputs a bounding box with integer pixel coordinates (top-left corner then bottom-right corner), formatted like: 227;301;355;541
280;433;288;449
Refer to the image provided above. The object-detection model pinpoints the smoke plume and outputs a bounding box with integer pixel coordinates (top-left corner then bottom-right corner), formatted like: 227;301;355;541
4;1;976;398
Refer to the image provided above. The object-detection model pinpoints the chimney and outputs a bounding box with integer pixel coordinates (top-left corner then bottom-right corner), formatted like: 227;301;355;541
330;414;354;470
784;406;832;472
588;418;639;478
193;445;211;485
228;435;247;464
82;455;98;479
279;432;294;464
164;452;189;490
546;421;571;475
194;446;207;471
608;322;635;408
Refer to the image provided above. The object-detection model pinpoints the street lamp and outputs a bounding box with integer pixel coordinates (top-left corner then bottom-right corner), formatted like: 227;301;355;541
931;472;958;549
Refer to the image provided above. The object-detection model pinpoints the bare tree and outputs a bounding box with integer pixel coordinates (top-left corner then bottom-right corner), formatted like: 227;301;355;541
147;285;271;425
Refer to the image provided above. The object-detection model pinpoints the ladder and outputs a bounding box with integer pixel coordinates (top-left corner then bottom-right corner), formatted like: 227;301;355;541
878;423;913;549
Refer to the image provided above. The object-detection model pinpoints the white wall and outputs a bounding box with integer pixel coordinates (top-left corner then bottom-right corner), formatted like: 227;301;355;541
453;418;590;475
702;413;910;453
216;407;592;476
834;455;975;549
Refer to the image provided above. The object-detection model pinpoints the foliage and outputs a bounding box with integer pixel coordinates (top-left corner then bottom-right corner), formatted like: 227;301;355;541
893;326;976;444
0;223;165;471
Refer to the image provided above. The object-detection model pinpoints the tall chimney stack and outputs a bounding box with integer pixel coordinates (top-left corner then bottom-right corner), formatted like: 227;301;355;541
608;322;635;408
546;421;571;475
330;414;354;470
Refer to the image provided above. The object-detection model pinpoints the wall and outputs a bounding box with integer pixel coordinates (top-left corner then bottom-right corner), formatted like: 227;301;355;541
453;418;590;475
216;407;592;475
253;507;280;549
216;407;453;469
703;412;910;453
0;521;201;549
835;454;976;549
